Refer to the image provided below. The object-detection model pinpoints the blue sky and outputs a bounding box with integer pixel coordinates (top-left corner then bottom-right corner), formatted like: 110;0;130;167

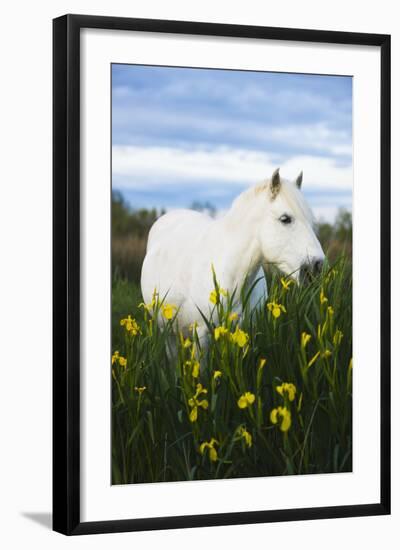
112;64;352;221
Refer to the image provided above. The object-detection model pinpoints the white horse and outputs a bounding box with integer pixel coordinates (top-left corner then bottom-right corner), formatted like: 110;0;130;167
141;169;324;337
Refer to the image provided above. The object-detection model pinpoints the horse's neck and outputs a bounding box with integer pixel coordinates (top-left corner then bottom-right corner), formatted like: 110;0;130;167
216;203;263;291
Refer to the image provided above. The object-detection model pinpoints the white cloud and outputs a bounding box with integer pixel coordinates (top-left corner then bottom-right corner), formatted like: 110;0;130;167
113;102;351;159
112;144;352;193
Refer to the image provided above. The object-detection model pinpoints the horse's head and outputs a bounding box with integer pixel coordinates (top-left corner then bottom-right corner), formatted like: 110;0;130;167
258;168;325;281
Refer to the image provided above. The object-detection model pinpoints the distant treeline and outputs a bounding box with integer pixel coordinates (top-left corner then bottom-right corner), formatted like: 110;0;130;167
317;209;352;262
112;190;352;283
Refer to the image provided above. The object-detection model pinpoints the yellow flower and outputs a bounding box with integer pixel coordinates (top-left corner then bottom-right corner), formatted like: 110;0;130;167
134;386;146;394
270;408;278;423
322;349;332;358
209;287;227;305
276;382;296;402
120;315;141;336
190;398;208;411
301;332;311;349
184;358;200;378
111;351;127;368
230;326;249;348
333;329;344;347
195;383;207;397
327;306;334;317
256;359;267;389
214;325;229;340
213;370;222;380
183;338;192;349
280;277;294;291
161;303;177;320
188;384;209;422
189;407;198;422
199;438;218;462
138;292;157;312
192;360;200;378
237;391;256;409
267;301;286;318
270;406;292;432
320;289;328;305
238;426;252;448
229;312;239;322
209;447;218;462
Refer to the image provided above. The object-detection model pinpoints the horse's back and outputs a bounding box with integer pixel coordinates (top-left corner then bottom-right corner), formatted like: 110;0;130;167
141;209;212;306
146;209;210;252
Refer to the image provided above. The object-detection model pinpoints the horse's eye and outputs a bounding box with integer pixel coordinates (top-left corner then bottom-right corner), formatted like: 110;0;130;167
279;214;292;225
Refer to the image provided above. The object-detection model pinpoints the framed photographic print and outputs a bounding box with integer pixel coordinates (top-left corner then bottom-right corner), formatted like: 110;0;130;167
53;14;391;535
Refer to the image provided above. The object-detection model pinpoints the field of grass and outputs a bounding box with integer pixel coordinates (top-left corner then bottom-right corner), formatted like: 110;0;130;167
112;259;352;484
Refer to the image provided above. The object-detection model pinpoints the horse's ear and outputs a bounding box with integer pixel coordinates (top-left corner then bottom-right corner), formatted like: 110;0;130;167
270;168;281;199
295;171;303;189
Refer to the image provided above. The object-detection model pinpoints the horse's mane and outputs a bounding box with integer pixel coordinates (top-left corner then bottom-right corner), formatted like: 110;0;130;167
230;178;315;225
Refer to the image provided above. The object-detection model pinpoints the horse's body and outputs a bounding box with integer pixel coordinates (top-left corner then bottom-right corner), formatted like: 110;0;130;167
141;169;324;336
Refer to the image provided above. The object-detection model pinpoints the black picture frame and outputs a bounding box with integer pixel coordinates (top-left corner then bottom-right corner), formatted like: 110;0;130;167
53;14;391;535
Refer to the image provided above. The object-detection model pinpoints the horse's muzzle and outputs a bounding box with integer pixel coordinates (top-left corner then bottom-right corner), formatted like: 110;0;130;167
300;259;323;283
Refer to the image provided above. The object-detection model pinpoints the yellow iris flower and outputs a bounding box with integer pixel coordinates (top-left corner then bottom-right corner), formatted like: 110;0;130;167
270;406;292;432
188;384;209;422
192;361;200;378
111;351;127;368
258;358;267;369
238;426;252;448
267;301;286;318
276;382;296;402
199;438;218;462
111;351;120;365
138;293;156;312
184;359;200;378
280;277;294;291
182;337;192;349
209;287;227;305
214;325;229;340
320;289;328;305
161;303;177;320
120;315;141;336
230;326;249;348
237;391;256;409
